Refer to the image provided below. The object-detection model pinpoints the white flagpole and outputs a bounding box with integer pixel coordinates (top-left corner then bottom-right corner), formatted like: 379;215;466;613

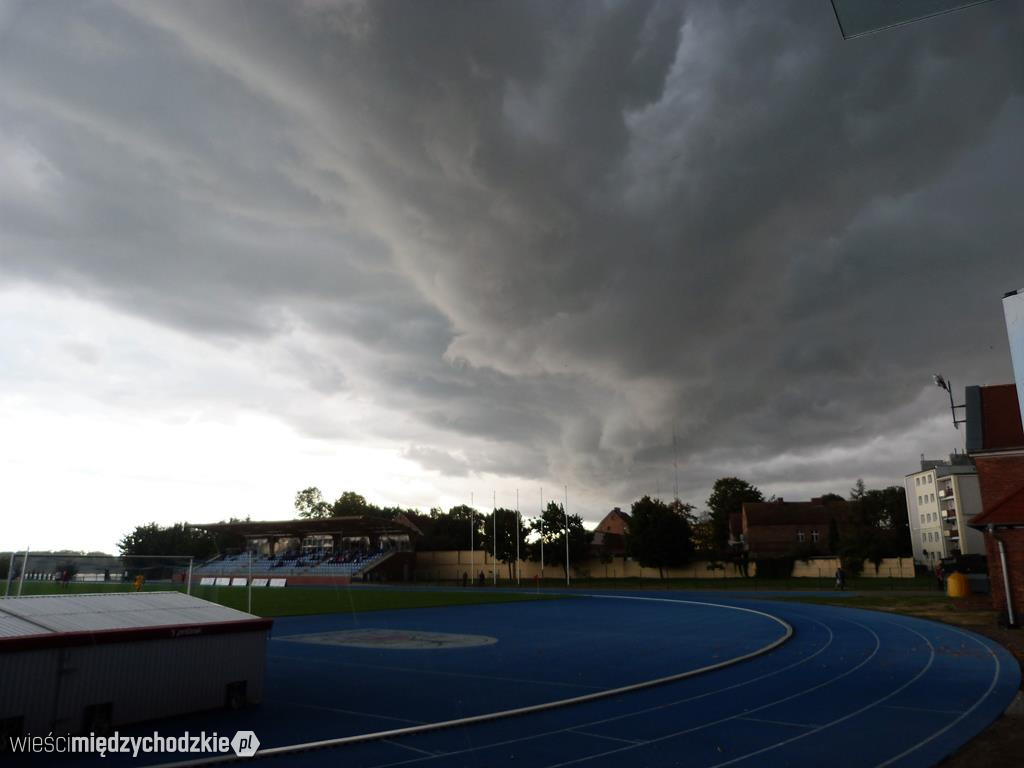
470;492;474;580
516;489;520;585
493;490;497;586
564;485;570;586
17;548;29;597
540;487;544;582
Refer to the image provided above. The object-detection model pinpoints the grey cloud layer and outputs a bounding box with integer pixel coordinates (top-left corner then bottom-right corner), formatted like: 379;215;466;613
2;0;1021;510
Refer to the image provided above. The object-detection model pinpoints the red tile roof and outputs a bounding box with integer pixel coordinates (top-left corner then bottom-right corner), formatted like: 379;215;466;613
743;499;850;526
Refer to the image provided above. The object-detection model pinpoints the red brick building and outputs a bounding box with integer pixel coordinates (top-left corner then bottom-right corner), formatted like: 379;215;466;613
740;498;851;559
590;507;631;557
966;383;1024;626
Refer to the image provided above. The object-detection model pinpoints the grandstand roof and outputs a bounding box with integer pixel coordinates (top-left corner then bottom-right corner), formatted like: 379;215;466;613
196;514;422;539
0;592;271;651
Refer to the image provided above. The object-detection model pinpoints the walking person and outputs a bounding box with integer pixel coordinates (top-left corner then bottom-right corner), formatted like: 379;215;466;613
835;564;846;591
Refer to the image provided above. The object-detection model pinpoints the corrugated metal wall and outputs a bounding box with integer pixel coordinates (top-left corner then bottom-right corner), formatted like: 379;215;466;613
0;631;266;734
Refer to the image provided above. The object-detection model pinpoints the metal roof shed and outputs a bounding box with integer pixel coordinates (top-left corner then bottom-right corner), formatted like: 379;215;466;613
0;592;272;738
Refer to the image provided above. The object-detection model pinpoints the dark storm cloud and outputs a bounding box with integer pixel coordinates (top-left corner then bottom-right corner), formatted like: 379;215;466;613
2;0;1022;513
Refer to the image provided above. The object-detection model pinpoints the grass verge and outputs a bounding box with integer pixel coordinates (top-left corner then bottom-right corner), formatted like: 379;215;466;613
7;580;564;617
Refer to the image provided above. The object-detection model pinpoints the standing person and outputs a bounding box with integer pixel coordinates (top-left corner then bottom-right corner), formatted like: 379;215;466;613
835;564;846;591
462;571;468;588
477;570;485;587
935;563;945;592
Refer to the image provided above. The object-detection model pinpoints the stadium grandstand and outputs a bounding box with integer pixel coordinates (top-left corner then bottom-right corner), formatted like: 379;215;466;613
192;515;422;586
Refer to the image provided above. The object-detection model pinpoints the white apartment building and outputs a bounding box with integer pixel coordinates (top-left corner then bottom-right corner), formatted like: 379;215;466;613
905;454;985;564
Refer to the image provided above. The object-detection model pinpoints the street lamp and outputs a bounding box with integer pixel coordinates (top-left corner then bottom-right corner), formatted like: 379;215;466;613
933;374;966;430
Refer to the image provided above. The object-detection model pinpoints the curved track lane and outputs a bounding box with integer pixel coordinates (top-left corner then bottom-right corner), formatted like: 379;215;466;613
249;594;1018;768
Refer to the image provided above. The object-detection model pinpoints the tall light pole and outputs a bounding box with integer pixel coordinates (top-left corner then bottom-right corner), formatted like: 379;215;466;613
469;492;474;579
934;374;967;449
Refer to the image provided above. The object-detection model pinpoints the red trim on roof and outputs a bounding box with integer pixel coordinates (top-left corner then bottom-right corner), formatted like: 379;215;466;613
0;617;273;653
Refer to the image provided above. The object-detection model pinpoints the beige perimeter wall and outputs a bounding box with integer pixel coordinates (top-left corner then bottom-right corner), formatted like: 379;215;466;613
413;551;916;580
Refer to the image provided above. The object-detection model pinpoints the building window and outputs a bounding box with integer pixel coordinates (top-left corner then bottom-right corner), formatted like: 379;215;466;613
918;496;923;505
811;530;820;543
920;514;925;523
916;477;921;486
797;530;805;543
931;493;935;502
921;532;927;542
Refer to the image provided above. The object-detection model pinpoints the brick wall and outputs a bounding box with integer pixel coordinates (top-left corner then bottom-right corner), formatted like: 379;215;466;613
974;454;1024;617
745;525;826;559
974;455;1024;508
983;529;1024;617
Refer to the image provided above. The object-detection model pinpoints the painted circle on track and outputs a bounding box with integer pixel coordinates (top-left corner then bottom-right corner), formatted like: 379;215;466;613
280;628;499;649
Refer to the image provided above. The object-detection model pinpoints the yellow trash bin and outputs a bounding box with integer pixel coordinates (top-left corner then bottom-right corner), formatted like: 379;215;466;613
946;571;969;598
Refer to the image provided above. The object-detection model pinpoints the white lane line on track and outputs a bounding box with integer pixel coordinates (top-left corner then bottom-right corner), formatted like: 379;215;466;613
272;700;428;725
544;617;882;768
700;620;937;768
872;623;1002;768
319;613;839;768
736;716;818;730
568;729;646;745
149;595;795;767
383;740;438;757
880;704;964;716
146;593;790;768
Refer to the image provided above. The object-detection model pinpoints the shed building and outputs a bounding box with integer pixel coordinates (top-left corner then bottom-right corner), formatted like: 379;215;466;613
0;591;271;738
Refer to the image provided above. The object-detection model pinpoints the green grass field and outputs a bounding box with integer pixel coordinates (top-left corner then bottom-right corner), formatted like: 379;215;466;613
8;581;564;617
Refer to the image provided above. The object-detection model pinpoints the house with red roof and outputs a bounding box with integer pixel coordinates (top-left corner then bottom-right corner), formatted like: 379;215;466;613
966;383;1024;626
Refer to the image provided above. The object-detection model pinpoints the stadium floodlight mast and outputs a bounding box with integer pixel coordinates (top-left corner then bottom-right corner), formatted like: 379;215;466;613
933;374;967;430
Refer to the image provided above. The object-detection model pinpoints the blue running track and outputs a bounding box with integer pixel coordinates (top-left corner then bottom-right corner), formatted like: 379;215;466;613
56;590;1018;768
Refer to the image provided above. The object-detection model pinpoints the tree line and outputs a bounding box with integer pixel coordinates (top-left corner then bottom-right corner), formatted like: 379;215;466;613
115;477;910;578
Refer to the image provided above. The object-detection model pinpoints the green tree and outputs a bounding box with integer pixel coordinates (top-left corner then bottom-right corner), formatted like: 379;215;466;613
625;496;695;578
331;491;370;517
480;508;529;579
828;516;841;555
849;478;867;502
442;504;483;551
528;502;593;578
706;477;763;551
118;522;221;560
295;486;330;519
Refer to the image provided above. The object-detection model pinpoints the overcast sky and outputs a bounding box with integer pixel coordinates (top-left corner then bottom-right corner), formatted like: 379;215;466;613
1;0;1021;554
